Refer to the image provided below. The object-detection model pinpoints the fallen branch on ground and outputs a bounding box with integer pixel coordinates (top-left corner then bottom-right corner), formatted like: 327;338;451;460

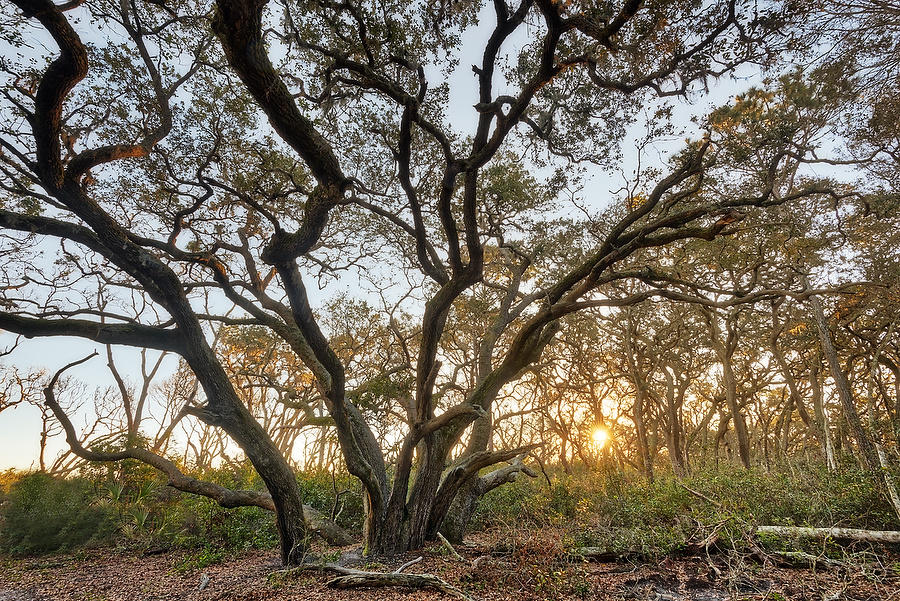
757;526;900;544
393;556;423;573
769;550;845;569
676;479;723;509
567;547;616;561
274;562;475;601
437;531;465;561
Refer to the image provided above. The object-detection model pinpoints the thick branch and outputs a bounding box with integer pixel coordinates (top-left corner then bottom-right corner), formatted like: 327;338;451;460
0;311;184;352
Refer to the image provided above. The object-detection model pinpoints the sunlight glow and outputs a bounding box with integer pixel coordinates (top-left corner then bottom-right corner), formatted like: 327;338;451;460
591;426;610;449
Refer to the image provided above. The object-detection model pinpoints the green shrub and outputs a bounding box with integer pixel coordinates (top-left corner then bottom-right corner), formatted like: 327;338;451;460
0;473;116;555
172;544;227;573
159;495;279;551
473;462;896;559
0;462;370;556
296;469;364;532
0;469;21;494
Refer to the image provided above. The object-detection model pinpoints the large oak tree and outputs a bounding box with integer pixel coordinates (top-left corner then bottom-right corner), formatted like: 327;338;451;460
1;0;861;562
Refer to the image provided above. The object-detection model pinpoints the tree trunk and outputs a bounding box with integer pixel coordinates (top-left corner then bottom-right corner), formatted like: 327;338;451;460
441;479;483;544
769;303;815;444
707;309;751;469
624;312;655;480
633;386;655;480
865;321;900;521
725;364;750;468
205;402;309;564
440;409;493;544
662;368;687;477
756;525;900;544
809;357;837;470
807;292;881;474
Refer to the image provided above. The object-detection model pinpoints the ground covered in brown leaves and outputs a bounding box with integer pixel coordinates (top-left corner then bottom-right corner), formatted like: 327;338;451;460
1;533;898;601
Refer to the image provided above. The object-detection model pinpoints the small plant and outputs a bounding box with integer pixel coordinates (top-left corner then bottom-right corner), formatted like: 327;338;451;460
134;480;157;504
106;481;125;503
320;549;341;563
172;545;226;573
130;505;151;531
534;568;567;595
570;568;592;599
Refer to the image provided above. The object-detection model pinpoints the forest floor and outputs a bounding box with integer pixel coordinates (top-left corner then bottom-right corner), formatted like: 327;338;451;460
1;531;898;601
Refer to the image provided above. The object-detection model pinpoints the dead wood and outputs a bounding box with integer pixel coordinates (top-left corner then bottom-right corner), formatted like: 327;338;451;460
274;562;476;601
757;526;900;544
770;550;845;569
437;531;465;561
394;556;424;573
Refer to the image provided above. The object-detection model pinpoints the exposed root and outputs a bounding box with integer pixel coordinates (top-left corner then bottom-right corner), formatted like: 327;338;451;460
274;562;476;601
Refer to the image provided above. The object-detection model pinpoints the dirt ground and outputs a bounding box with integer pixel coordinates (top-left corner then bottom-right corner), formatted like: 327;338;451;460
1;534;898;601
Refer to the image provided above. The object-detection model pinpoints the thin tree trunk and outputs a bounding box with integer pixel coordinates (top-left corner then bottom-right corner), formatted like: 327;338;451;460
866;321;900;520
807;291;881;474
624;316;655;480
706;308;751;468
662;368;686;477
809;357;837;470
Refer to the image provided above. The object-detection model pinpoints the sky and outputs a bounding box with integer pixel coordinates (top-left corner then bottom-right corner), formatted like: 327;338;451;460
0;1;766;472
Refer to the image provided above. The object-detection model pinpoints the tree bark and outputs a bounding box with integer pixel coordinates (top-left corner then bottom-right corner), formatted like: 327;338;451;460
865;320;900;521
706;308;751;468
624;312;655;479
662;366;687;477
769;302;817;446
806;291;881;474
757;526;900;544
809;356;837;470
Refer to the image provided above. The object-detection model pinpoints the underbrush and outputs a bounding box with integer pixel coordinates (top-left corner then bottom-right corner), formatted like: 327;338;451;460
472;462;897;559
0;473;117;555
1;459;895;563
0;462;363;559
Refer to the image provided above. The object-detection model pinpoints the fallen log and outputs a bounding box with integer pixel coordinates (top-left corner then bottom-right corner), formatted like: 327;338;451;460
757;526;900;544
274;562;475;601
437;532;465;561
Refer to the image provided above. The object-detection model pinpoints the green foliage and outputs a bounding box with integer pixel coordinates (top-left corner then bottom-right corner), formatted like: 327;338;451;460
294;469;364;532
0;469;21;494
142;462;278;551
0;473;117;555
474;463;894;559
0;462;365;557
171;545;226;574
158;495;278;552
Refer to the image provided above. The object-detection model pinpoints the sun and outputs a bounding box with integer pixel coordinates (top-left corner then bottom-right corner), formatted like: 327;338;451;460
591;426;610;449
